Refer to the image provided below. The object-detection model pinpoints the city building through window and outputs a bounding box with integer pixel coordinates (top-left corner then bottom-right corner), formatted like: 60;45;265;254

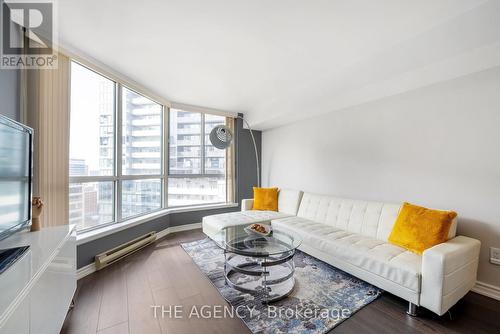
168;109;227;207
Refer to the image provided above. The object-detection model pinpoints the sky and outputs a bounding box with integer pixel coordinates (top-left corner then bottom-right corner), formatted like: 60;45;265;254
69;62;113;174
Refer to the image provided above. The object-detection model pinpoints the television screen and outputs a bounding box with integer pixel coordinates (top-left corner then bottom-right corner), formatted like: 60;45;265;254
0;116;32;240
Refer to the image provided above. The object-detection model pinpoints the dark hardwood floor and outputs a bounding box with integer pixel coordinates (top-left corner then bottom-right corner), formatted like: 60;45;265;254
61;229;500;334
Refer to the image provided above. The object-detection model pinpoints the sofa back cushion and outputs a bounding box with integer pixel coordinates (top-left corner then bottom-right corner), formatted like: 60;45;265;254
278;189;304;215
297;193;458;241
297;193;400;241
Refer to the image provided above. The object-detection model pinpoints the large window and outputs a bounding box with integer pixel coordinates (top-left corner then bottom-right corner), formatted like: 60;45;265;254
168;109;227;207
70;62;232;231
70;62;165;231
120;87;164;220
69;63;116;230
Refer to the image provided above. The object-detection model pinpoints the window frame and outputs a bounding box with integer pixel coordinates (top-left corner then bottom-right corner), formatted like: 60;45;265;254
69;60;234;233
69;61;168;232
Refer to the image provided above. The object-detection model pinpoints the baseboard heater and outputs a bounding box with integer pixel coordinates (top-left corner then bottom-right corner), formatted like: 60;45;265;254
95;231;157;270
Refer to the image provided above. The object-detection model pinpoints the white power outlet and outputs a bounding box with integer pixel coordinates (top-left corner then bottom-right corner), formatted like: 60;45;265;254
490;247;500;265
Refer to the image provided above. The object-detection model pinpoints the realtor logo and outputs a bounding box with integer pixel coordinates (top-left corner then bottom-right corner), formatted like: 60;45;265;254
1;0;57;69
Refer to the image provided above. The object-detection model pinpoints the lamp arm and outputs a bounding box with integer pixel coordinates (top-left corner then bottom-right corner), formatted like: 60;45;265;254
238;116;260;187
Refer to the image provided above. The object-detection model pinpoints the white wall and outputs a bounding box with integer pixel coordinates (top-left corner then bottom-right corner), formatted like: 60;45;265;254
262;66;500;287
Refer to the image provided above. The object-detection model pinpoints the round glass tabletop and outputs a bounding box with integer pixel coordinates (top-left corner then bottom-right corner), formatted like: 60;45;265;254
212;224;302;256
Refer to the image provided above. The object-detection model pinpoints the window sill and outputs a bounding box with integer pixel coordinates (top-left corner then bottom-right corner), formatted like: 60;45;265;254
76;202;239;245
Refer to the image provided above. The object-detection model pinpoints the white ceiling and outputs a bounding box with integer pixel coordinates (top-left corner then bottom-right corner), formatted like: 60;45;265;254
56;0;500;130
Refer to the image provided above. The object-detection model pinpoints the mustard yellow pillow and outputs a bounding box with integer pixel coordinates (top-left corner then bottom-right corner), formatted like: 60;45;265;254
253;187;278;211
388;202;457;255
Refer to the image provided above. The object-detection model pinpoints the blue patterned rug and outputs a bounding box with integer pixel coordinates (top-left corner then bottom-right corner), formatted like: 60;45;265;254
181;238;382;334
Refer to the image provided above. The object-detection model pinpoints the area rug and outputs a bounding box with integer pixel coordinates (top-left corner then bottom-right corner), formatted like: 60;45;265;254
181;238;382;334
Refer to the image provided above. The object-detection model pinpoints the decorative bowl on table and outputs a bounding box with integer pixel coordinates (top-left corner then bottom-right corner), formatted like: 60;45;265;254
244;223;272;236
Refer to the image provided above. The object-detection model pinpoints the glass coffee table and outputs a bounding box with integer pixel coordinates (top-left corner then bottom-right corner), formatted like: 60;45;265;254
212;224;302;303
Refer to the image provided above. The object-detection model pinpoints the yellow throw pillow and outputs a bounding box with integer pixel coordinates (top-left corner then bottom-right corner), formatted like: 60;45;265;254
253;187;279;211
388;202;457;255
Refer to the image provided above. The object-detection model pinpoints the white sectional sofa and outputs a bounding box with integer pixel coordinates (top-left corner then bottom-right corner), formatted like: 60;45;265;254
202;189;481;316
202;189;303;237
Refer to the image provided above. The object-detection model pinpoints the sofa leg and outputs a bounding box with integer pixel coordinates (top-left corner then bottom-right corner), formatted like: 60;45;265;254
406;302;418;316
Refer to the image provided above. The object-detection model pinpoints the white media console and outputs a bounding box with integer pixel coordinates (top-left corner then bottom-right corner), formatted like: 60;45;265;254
0;225;76;334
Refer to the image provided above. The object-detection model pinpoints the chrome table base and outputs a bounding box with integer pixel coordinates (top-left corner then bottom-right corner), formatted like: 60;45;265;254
224;250;296;303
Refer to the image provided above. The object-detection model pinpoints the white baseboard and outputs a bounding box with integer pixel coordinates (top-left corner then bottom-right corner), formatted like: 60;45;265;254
76;262;96;280
472;281;500;301
155;222;202;240
76;222;202;280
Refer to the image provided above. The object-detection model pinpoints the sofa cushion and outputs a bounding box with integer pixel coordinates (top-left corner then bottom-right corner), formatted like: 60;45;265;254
202;210;291;237
278;189;304;215
253;187;279;211
297;193;402;241
296;193;458;241
389;202;457;255
272;216;422;293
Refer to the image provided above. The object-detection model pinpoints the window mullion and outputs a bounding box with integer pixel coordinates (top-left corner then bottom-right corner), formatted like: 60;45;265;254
69;176;117;183
201;112;205;175
120;174;163;180
116;83;123;223
163;106;169;208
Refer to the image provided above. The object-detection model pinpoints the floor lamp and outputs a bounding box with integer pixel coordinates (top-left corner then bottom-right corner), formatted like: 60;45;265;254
209;116;260;187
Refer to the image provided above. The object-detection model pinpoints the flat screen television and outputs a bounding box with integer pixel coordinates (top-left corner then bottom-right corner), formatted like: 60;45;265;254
0;115;33;241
